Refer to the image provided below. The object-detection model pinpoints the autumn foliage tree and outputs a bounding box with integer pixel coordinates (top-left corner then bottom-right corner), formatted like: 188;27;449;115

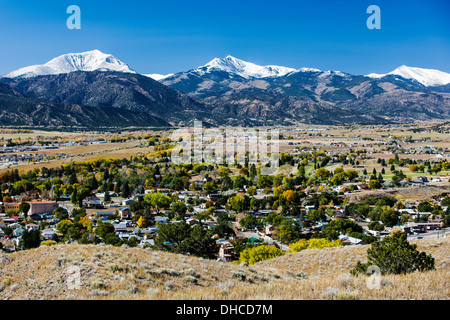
239;245;285;265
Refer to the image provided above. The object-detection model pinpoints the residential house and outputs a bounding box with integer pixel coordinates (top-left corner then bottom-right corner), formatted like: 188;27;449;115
121;199;134;206
95;211;114;218
265;225;276;238
412;176;429;184
217;240;236;262
206;194;222;202
25;223;39;231
155;216;169;224
186;218;199;226
119;207;132;219
113;222;128;233
42;229;56;240
84;195;103;208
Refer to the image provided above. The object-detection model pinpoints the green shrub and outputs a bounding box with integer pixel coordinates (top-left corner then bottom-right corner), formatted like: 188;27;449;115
351;231;435;275
183;276;198;284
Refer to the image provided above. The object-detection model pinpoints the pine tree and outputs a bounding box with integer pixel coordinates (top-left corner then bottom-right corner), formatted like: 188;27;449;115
104;191;111;203
121;181;131;198
114;180;121;193
351;231;435;275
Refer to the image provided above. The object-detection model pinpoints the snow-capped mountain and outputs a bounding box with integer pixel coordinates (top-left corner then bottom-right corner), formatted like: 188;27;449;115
3;50;135;78
2;51;450;127
196;55;298;78
144;73;173;81
367;65;450;87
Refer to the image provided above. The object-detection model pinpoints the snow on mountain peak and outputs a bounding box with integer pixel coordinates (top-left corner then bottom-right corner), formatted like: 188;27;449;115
366;65;450;87
144;73;174;81
3;50;135;78
200;55;297;78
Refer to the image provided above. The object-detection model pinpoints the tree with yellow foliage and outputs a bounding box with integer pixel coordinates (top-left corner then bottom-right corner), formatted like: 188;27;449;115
288;238;343;253
80;215;93;231
137;215;147;228
282;190;296;204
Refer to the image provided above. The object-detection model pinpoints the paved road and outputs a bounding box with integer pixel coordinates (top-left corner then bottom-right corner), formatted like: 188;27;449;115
58;201;75;213
407;228;449;241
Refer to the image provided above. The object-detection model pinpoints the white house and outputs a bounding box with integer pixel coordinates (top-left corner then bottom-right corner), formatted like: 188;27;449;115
25;223;39;231
42;229;56;240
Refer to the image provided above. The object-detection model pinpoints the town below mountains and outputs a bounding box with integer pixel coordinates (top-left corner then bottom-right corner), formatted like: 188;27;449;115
1;50;450;128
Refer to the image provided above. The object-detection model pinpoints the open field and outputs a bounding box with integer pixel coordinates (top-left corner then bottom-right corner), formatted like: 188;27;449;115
0;237;448;300
0;141;154;174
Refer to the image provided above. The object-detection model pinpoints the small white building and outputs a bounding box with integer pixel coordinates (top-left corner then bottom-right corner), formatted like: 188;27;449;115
42;229;56;240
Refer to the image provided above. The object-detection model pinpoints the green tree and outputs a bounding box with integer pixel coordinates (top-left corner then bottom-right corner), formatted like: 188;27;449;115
239;214;262;230
257;175;273;189
76;186;91;207
306;209;327;223
70;187;78;205
56;219;73;235
417;201;433;213
104;191;111;203
380;206;399;227
351;231;435;275
368;179;382;190
441;197;450;207
53;207;69;220
274;220;301;244
71;208;87;223
22;229;41;249
368;221;385;231
322;218;363;241
171;202;187;220
155;222;217;259
19;202;30;219
230;195;246;213
94;220;115;240
145;192;171;214
121;181;131;198
68;172;78;185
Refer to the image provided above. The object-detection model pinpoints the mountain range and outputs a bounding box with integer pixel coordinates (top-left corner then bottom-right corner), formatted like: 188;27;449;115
1;50;450;128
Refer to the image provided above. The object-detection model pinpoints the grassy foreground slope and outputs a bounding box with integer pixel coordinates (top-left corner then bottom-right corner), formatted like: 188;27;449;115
0;237;448;300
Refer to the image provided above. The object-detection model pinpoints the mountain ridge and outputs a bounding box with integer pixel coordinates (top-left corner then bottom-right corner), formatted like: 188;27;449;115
1;50;450;127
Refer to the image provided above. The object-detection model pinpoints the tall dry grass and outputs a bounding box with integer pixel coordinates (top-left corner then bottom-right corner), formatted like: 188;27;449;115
0;237;448;300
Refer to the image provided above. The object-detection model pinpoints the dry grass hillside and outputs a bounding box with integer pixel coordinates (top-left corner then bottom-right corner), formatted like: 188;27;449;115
0;237;448;300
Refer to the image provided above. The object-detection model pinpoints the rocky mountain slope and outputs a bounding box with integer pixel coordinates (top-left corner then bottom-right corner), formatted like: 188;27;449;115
2;71;219;126
0;82;170;128
160;58;450;124
1;51;450;127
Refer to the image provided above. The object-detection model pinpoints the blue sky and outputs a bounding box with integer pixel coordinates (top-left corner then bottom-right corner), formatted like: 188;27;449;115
0;0;449;76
